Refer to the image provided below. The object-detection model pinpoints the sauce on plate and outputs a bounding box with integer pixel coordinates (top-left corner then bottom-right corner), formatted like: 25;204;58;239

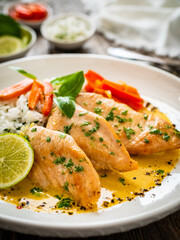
0;108;179;214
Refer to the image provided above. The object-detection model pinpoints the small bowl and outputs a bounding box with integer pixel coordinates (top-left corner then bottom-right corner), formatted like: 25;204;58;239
41;12;96;50
3;1;53;29
0;25;37;62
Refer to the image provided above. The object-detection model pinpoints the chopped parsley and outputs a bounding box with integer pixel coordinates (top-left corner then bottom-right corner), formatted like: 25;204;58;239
123;127;135;139
144;114;148;120
144;138;149;144
116;116;127;123
150;129;162;135
46;137;51;142
53;157;66;165
30;187;43;197
106;107;117;121
80;121;91;127
121;110;128;115
90;136;95;140
99;137;104;142
31;128;37;132
109;152;115;155
64;159;74;169
63;182;69;191
56;198;72;208
156;169;165;175
137;123;143;131
175;129;180;138
118;177;126;185
59;133;66;139
54;194;62;200
83;102;87;106
94;107;102;115
50;152;54;156
79;111;89;116
75;166;84;172
96;100;102;105
150;128;170;141
162;133;170;141
64;123;74;134
84;120;100;137
116;139;121;143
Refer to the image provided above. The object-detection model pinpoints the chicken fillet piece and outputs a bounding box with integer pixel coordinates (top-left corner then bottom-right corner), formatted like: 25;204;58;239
27;126;101;207
76;93;180;155
46;106;138;172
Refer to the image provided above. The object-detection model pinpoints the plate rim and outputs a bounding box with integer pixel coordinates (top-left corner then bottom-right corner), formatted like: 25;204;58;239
0;54;180;236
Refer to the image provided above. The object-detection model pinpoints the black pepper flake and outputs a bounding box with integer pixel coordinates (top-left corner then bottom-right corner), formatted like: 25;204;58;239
80;206;86;210
103;201;109;207
155;182;161;186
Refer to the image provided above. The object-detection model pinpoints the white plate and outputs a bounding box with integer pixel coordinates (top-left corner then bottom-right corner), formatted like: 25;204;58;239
0;54;180;237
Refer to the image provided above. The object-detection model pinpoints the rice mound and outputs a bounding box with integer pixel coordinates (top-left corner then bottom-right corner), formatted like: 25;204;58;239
0;93;46;134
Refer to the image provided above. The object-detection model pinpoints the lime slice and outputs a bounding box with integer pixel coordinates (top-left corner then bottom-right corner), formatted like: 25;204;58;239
0;36;22;56
0;133;34;189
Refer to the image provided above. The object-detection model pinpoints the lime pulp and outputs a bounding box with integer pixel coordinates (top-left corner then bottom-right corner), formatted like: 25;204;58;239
0;133;34;189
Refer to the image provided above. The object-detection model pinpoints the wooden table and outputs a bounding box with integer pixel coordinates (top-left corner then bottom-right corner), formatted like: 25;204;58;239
0;0;180;239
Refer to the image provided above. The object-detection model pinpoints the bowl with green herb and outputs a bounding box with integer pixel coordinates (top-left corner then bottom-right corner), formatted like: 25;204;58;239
0;14;37;62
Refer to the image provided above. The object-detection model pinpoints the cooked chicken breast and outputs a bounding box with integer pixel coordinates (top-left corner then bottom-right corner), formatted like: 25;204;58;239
76;93;180;155
27;126;101;207
46;106;138;172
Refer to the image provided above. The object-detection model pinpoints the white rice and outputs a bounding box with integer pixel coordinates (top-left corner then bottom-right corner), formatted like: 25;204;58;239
0;93;46;135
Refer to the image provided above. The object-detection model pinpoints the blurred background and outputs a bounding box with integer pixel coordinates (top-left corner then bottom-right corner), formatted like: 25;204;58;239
0;0;180;75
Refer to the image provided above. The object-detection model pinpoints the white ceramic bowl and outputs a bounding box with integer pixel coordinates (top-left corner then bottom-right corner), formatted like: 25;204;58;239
0;25;37;63
3;1;53;29
41;13;96;50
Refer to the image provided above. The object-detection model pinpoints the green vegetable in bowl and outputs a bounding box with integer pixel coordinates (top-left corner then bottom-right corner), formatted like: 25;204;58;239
0;14;31;56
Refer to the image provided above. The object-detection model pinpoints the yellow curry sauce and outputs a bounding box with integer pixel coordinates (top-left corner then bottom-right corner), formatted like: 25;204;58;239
0;108;179;214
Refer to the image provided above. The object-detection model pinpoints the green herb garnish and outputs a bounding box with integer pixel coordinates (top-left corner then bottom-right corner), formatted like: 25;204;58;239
75;166;84;172
46;137;51;142
64;123;74;134
56;198;72;208
0;14;21;38
123;127;135;139
121;110;128;115
80;121;91;127
96;100;102;105
63;182;69;191
106;107;117;121
94;107;102;115
53;157;66;165
51;71;84;118
31;128;37;132
59;133;66;139
118;177;126;185
30;187;43;197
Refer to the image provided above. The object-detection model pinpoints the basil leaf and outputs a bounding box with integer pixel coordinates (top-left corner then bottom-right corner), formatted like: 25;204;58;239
9;66;37;79
54;96;76;119
51;71;84;98
0;14;21;38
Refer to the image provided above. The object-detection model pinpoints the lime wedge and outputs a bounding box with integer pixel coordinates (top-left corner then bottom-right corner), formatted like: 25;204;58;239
0;133;34;189
0;36;22;56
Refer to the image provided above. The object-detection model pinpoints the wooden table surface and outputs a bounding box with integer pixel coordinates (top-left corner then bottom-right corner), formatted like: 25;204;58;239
0;0;180;239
